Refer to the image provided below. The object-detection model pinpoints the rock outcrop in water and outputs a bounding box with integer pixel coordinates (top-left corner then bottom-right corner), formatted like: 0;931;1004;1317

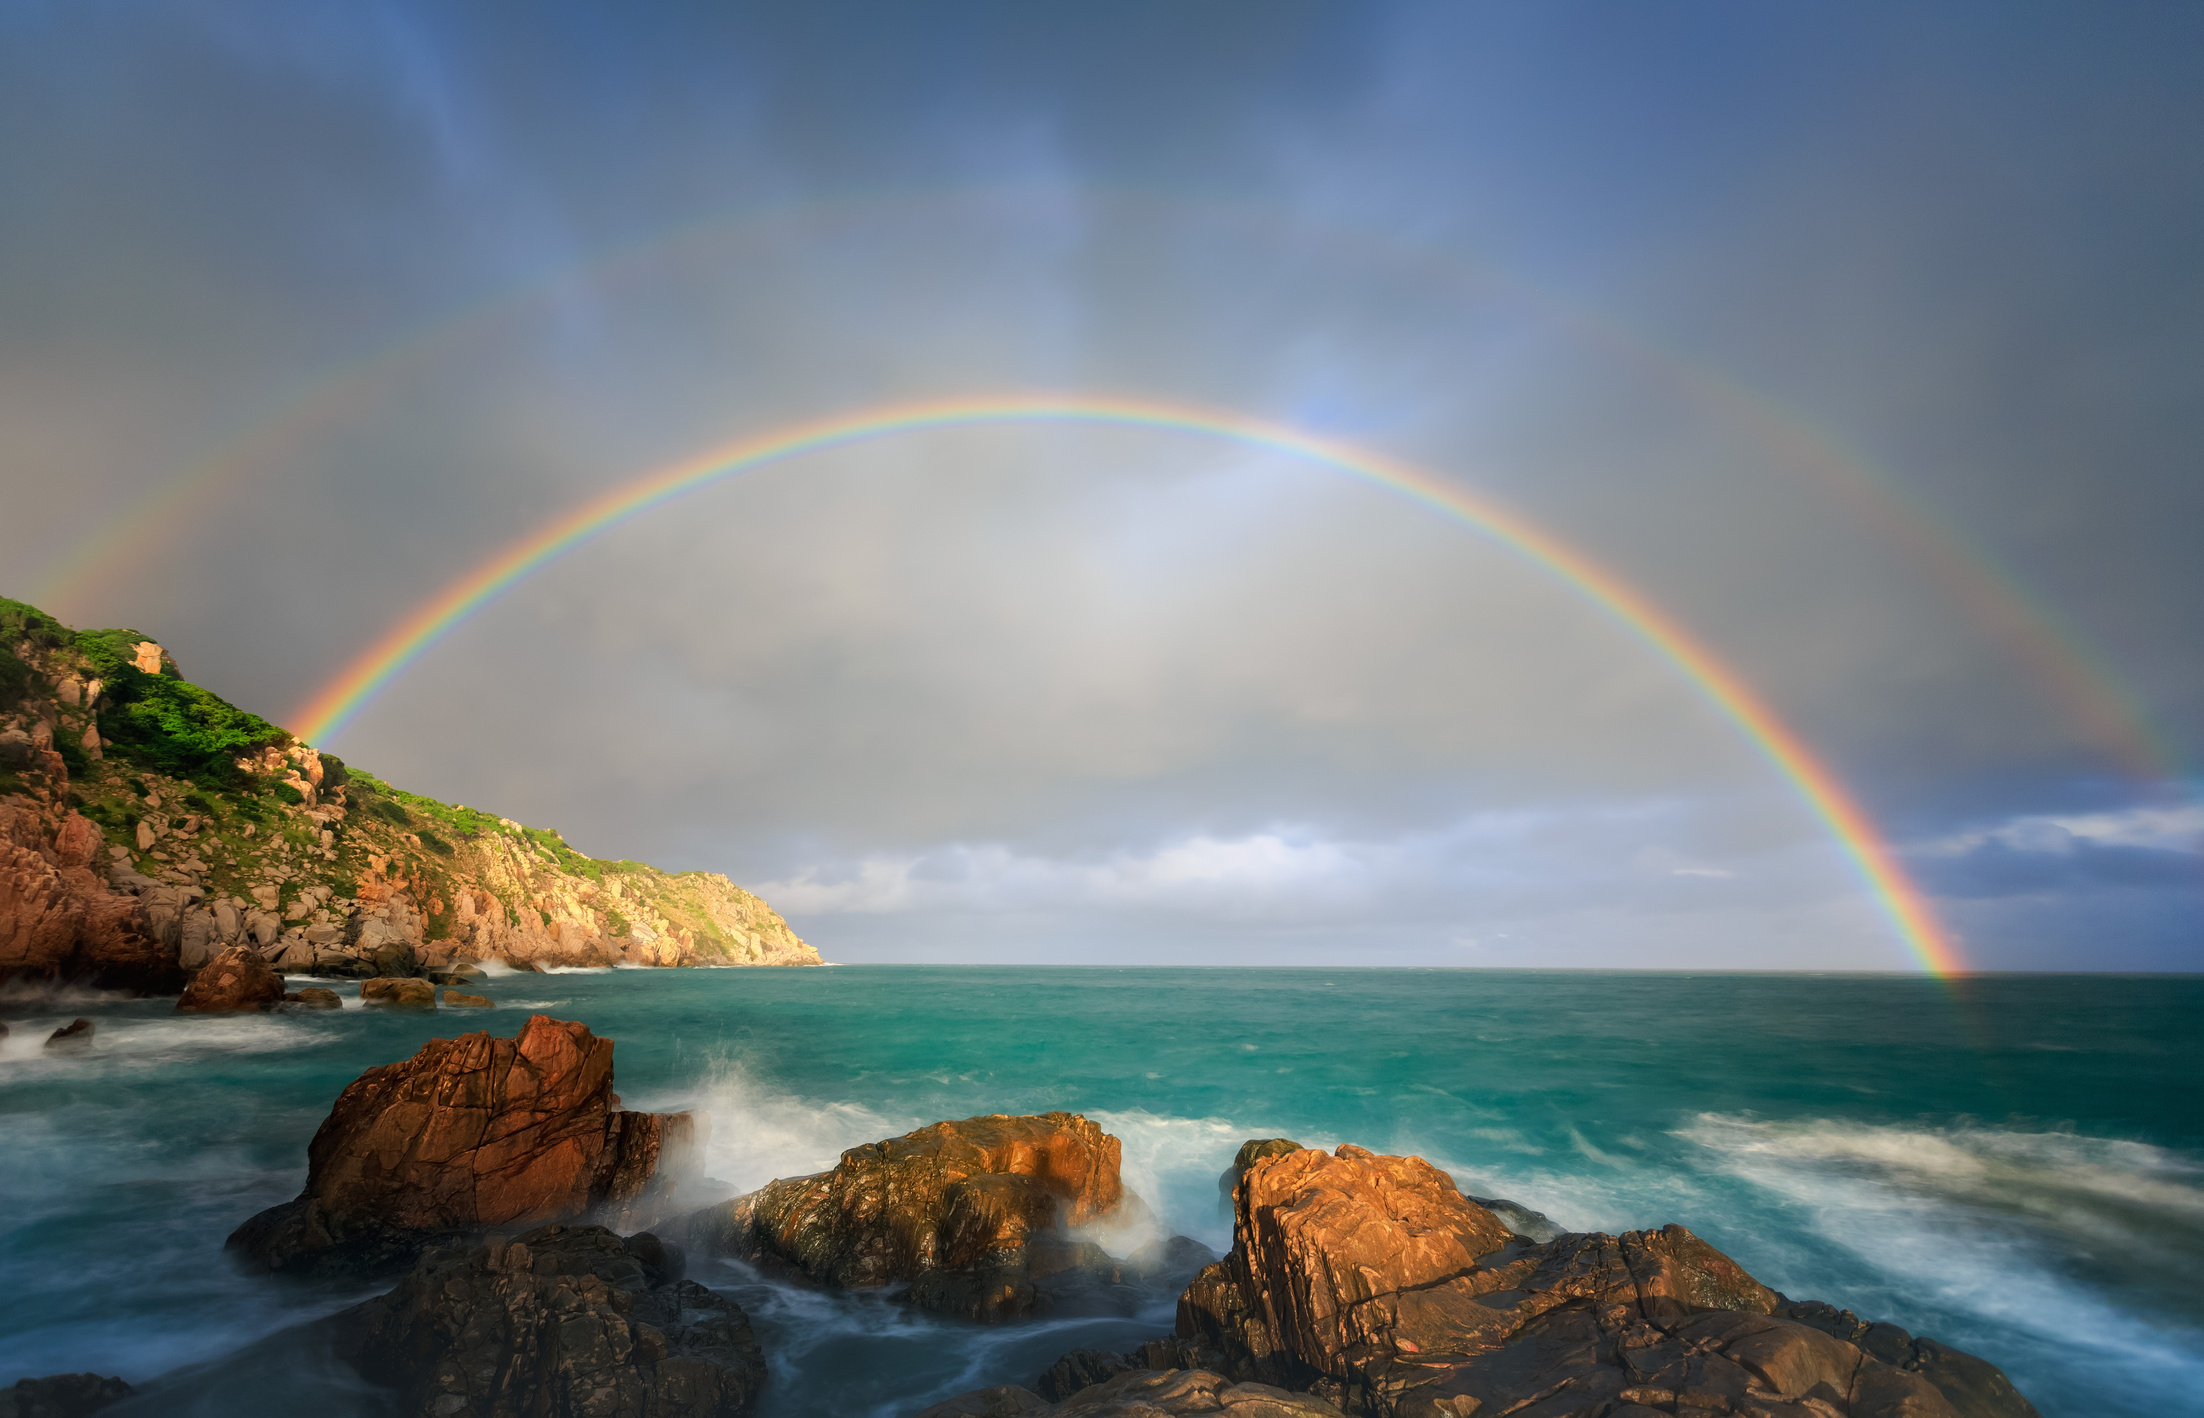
356;1224;764;1418
1167;1141;2037;1418
0;596;819;988
676;1111;1196;1322
173;943;283;1013
0;1373;135;1418
228;1015;697;1277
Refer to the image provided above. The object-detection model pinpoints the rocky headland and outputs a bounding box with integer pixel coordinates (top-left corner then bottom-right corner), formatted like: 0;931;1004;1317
0;596;819;997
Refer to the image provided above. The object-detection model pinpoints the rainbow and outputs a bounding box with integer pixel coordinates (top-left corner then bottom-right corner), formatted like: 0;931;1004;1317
44;189;2176;791
290;394;1965;975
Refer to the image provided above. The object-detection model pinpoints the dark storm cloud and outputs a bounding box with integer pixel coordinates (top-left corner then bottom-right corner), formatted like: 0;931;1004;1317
2;1;2198;968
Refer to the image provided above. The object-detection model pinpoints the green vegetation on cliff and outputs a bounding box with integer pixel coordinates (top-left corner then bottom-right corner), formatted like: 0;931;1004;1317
2;596;819;973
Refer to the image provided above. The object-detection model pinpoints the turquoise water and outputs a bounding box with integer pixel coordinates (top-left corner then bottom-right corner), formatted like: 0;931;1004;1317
2;967;2199;1416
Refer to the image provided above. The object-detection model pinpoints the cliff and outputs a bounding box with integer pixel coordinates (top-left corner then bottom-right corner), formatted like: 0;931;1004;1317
0;597;820;990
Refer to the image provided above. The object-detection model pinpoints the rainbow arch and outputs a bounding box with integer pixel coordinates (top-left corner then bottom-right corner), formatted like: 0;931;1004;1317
289;393;1964;976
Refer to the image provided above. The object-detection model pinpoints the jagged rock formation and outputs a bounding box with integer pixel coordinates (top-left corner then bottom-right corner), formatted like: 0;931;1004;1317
1173;1142;2039;1418
676;1112;1186;1322
0;596;819;988
229;1016;698;1278
357;1225;764;1418
173;943;283;1013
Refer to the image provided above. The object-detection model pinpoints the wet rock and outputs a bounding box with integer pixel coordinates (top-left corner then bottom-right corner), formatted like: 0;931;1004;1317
443;989;492;1007
357;1223;763;1418
676;1112;1148;1322
175;943;284;1013
1036;1348;1143;1401
286;987;342;1010
227;1015;699;1278
1175;1142;2039;1418
914;1386;1053;1418
920;1369;1344;1418
358;976;435;1009
0;1372;134;1418
44;1018;94;1050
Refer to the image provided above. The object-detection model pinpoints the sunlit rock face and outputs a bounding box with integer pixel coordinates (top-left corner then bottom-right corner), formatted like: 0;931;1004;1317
677;1110;1187;1322
1174;1142;2040;1418
228;1015;697;1278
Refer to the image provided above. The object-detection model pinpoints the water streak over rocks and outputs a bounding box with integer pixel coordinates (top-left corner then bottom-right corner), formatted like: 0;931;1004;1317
677;1112;1182;1322
1174;1142;2040;1418
228;1015;696;1278
357;1223;764;1418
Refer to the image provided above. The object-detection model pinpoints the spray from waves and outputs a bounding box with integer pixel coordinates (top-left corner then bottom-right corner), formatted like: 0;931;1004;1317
1681;1114;2204;1412
1087;1109;1328;1250
675;1055;918;1195
0;1013;322;1068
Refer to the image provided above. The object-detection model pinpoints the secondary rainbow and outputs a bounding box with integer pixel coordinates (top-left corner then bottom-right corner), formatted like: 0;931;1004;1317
290;393;1965;975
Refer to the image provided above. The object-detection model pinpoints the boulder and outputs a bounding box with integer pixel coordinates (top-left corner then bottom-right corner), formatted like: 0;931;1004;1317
917;1369;1343;1418
175;944;284;1013
1177;1143;2039;1418
444;989;492;1007
287;987;342;1010
676;1112;1150;1321
0;1372;134;1418
227;1015;698;1277
44;1018;94;1050
357;1224;763;1418
359;976;436;1009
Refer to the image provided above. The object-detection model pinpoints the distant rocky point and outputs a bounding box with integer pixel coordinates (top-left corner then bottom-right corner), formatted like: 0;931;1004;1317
0;595;819;995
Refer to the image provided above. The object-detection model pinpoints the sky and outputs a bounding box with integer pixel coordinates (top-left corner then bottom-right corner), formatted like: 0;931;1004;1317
2;1;2199;970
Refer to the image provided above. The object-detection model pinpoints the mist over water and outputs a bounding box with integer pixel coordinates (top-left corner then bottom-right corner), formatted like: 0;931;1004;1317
1;968;2197;1417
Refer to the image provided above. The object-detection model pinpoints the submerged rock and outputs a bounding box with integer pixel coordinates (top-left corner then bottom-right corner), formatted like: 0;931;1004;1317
1465;1192;1563;1243
285;987;342;1010
228;1015;697;1277
1177;1142;2040;1418
358;976;435;1009
443;989;491;1007
43;1018;94;1050
676;1111;1169;1322
174;944;284;1013
358;1223;764;1418
0;1372;134;1418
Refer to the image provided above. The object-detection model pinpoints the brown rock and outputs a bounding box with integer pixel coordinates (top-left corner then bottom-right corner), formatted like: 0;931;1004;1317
916;1369;1345;1418
358;1224;763;1418
443;989;492;1007
44;1017;94;1050
359;976;435;1009
1176;1143;2037;1418
226;1015;697;1277
678;1112;1145;1321
174;944;284;1013
0;1372;135;1418
287;987;342;1010
0;798;178;995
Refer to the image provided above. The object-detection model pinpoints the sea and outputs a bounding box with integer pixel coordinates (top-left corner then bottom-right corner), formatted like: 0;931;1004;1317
1;967;2198;1418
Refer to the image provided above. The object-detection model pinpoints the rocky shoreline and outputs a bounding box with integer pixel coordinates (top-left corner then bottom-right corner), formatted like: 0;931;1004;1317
2;596;819;998
5;1015;2042;1418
